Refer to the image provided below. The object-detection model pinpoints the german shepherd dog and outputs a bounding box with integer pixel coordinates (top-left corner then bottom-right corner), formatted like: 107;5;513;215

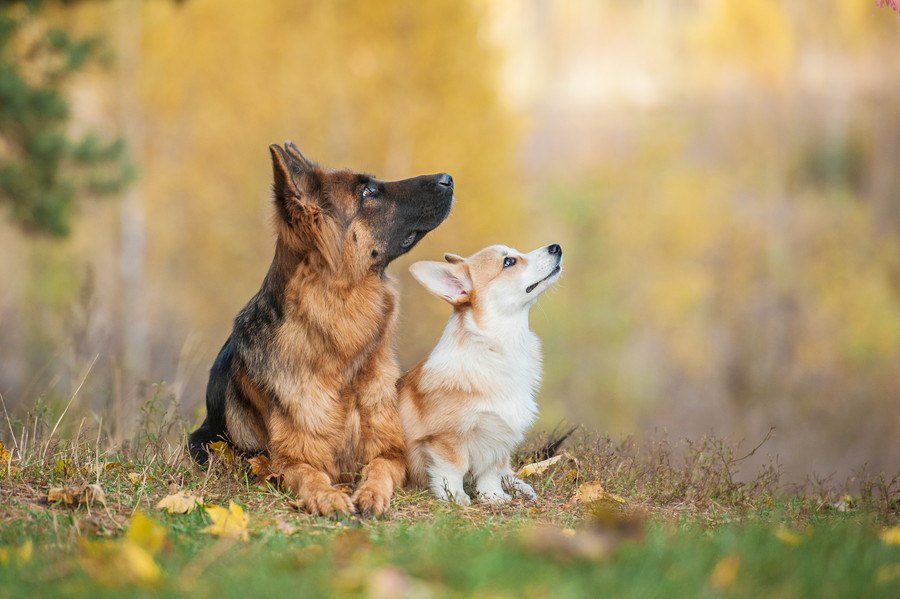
189;142;454;516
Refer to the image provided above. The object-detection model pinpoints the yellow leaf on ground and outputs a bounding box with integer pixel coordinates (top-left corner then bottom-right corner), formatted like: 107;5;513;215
517;455;562;478
880;525;900;546
47;483;106;507
573;481;626;505
202;501;249;541
248;454;279;482
79;538;161;587
0;539;32;565
709;554;741;590
156;491;203;514
127;472;143;484
0;441;19;478
775;526;802;546
126;512;167;554
208;441;236;463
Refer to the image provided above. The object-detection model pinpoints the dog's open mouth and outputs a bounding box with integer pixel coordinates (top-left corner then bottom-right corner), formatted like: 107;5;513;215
526;264;561;294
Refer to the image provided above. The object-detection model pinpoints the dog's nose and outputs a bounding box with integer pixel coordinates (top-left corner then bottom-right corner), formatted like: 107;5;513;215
547;243;562;255
436;173;453;189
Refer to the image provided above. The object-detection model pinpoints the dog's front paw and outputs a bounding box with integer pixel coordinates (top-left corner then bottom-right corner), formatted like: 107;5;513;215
512;478;537;500
478;490;512;504
302;488;355;517
351;483;392;516
441;490;471;506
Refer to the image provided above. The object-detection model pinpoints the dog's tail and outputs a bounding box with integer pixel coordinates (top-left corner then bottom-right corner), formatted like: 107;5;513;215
538;423;578;460
188;338;234;464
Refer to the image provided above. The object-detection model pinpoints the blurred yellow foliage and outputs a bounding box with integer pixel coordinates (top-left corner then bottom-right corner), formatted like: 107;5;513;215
688;0;795;87
202;501;250;541
78;513;167;587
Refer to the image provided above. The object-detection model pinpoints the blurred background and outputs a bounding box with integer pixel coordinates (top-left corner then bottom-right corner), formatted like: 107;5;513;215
1;0;898;482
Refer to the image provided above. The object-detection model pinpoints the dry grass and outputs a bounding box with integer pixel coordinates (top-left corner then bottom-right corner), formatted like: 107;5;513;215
1;386;897;532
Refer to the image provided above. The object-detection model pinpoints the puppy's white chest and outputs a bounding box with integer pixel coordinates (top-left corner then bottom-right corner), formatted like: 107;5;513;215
469;335;541;440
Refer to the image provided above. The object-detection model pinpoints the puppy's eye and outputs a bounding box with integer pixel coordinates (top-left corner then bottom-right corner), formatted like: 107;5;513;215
503;257;517;268
361;183;378;199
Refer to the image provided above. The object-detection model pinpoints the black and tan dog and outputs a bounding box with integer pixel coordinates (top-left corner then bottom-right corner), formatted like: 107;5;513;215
189;142;453;516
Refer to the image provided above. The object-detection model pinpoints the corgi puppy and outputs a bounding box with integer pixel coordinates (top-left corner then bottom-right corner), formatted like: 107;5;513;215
399;243;563;504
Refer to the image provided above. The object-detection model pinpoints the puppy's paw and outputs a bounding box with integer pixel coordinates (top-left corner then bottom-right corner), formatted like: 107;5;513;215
303;488;355;518
351;483;391;517
512;479;537;500
449;492;472;506
478;490;512;504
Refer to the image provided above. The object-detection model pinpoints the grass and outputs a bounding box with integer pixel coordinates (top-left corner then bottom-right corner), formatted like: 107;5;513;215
0;391;898;598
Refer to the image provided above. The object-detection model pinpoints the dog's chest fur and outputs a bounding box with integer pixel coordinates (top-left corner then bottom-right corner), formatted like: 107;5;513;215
421;311;542;459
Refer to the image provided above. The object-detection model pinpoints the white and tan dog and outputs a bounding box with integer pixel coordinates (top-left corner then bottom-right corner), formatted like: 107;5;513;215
399;243;563;504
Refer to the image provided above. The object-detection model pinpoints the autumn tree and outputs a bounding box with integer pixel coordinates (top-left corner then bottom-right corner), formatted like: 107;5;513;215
0;2;132;236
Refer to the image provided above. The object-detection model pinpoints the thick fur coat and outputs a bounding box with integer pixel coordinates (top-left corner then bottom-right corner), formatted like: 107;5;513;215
189;142;453;516
398;243;562;504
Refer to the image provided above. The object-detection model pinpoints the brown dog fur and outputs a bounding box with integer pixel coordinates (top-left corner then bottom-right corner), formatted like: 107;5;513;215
189;142;453;516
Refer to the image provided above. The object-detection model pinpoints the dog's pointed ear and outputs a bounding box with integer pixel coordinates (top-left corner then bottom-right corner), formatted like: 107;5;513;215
409;261;472;306
443;253;465;264
284;140;314;169
269;143;300;200
270;142;324;224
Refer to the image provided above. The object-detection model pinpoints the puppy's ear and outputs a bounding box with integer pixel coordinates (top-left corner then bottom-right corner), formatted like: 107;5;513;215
443;253;465;264
409;261;472;306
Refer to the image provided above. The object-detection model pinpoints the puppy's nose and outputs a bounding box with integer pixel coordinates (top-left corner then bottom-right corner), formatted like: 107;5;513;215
547;243;562;255
436;173;453;189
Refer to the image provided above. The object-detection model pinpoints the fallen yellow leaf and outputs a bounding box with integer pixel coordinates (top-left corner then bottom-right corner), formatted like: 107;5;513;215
127;472;143;485
573;481;625;505
248;454;278;482
0;539;32;565
709;554;741;590
775;526;802;546
880;526;900;546
208;441;236;463
201;501;249;541
516;455;562;478
156;491;203;514
126;512;167;554
0;441;18;478
47;483;106;508
79;538;161;587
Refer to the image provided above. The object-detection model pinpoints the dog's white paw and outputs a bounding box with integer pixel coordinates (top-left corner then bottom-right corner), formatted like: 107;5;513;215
449;492;472;506
478;490;512;504
513;479;537;500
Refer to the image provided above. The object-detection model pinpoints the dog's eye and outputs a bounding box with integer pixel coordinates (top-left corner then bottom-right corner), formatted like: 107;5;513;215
361;183;378;199
503;257;516;268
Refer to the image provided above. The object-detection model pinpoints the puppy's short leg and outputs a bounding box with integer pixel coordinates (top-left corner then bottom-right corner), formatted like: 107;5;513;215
474;457;513;502
481;457;536;501
475;469;512;503
426;442;470;505
500;461;537;500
